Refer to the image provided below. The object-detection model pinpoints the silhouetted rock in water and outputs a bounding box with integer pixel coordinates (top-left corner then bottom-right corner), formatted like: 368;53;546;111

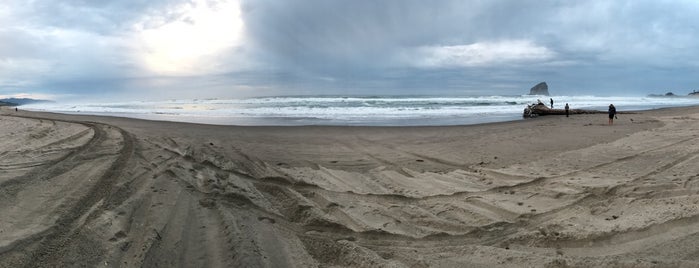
523;103;604;117
689;90;699;97
528;82;550;96
665;92;675;96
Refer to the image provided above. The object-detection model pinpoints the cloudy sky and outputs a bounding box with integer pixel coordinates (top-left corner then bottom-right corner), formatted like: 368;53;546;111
1;0;699;101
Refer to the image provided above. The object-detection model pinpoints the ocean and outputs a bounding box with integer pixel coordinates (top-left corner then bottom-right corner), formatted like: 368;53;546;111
22;95;699;126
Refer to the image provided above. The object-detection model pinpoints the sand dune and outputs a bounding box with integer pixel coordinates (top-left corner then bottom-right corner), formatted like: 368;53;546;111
1;106;699;267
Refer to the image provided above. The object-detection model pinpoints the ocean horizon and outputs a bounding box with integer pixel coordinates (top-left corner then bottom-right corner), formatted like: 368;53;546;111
22;95;699;126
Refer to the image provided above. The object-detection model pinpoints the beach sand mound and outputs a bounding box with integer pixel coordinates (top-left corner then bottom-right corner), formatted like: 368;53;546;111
1;107;699;267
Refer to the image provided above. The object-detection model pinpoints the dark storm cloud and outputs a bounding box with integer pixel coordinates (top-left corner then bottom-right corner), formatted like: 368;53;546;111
240;0;699;68
240;0;489;71
234;0;699;95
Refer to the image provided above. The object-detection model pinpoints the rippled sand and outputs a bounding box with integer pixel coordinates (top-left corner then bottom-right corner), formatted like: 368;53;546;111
1;106;699;267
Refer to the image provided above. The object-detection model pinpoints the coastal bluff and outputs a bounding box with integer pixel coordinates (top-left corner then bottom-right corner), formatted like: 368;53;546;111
528;82;550;95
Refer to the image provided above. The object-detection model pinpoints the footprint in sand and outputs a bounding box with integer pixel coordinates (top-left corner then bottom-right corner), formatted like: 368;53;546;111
258;217;276;224
109;231;127;242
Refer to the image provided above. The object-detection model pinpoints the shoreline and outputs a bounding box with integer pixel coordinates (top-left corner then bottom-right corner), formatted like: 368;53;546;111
13;103;697;128
19;95;699;127
2;105;699;266
0;105;675;173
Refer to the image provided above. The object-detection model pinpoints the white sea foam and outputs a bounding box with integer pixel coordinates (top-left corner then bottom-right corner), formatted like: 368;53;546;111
22;95;699;126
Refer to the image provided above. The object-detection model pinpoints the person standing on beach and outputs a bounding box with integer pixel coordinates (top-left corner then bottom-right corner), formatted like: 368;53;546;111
565;103;569;117
608;104;616;125
550;98;554;109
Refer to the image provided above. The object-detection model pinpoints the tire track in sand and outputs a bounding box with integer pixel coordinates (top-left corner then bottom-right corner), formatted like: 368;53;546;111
0;124;100;198
0;115;135;268
28;125;134;268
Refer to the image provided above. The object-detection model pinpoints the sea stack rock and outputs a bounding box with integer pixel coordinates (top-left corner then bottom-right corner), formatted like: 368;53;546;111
528;82;550;96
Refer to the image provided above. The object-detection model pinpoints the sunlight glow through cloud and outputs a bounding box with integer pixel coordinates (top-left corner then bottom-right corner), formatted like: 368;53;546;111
139;0;244;75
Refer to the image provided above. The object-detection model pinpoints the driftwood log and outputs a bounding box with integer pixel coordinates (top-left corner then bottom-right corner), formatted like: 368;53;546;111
523;103;605;117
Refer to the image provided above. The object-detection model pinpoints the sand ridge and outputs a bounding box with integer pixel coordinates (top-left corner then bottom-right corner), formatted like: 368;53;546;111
0;107;698;267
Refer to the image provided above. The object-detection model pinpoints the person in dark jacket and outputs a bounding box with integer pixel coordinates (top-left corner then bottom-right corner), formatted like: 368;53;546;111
608;104;616;125
565;103;569;117
550;98;554;109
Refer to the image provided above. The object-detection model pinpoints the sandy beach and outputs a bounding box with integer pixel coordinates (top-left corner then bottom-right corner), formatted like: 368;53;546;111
1;106;699;267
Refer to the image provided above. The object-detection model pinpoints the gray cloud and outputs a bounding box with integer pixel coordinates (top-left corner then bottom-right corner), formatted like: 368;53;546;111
235;0;699;95
9;0;191;33
2;0;699;99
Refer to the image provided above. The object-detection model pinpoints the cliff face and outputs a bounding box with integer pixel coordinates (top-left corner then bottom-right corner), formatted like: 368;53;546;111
0;98;51;106
528;82;550;96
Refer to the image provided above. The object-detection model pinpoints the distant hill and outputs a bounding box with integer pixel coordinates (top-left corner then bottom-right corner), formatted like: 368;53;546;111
648;91;699;97
647;92;677;97
0;98;53;106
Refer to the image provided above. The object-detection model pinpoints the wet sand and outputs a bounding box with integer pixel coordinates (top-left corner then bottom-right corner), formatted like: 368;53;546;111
1;106;699;267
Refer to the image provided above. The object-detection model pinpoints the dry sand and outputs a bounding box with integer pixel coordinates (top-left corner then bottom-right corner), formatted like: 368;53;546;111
1;106;699;267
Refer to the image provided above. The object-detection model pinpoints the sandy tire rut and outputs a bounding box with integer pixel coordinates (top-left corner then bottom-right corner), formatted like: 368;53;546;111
0;115;135;268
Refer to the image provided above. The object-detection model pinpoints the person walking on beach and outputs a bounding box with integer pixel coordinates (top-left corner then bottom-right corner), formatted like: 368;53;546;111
565;103;569;117
550;98;554;109
608;104;616;125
